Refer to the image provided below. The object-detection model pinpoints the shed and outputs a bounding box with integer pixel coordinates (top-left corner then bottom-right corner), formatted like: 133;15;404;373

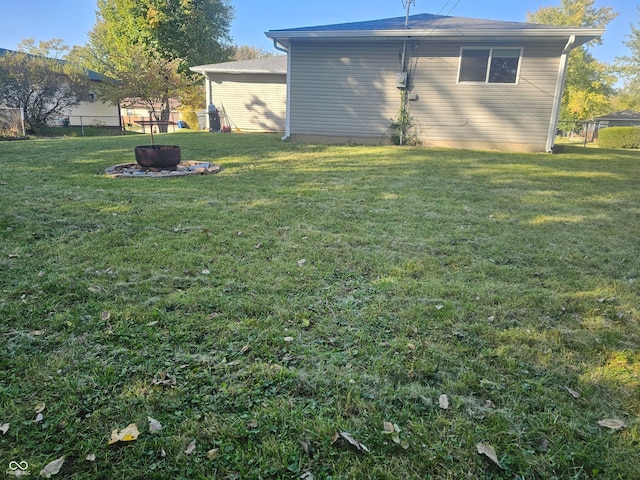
266;13;603;152
190;56;287;133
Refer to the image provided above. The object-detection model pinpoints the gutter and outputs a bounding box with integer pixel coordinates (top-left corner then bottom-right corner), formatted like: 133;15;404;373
546;35;576;153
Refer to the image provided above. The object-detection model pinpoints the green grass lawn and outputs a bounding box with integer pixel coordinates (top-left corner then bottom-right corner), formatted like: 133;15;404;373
1;132;639;479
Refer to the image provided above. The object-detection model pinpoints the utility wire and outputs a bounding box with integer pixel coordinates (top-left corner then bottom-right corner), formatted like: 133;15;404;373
445;0;463;16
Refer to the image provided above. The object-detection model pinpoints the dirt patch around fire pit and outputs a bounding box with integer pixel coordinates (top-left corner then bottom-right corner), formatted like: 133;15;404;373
105;161;222;178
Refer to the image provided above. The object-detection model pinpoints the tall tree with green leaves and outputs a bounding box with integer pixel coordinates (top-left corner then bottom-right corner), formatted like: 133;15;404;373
71;0;234;127
614;7;640;110
527;0;617;122
0;39;92;132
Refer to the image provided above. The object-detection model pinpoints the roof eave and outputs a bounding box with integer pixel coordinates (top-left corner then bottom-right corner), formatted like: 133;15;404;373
266;28;604;48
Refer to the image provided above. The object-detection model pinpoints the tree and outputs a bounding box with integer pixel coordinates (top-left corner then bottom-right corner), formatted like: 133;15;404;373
527;0;618;122
232;45;274;61
98;46;189;126
614;7;640;110
73;0;235;129
0;39;92;132
84;0;234;75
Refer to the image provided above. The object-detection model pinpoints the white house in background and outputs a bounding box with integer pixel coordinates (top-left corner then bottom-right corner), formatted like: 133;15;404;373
0;48;121;128
190;56;287;132
265;13;603;152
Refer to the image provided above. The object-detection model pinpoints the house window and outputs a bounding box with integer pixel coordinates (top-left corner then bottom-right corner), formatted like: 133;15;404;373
458;48;522;84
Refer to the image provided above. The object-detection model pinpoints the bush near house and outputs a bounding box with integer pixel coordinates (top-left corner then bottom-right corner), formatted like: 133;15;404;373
598;126;640;149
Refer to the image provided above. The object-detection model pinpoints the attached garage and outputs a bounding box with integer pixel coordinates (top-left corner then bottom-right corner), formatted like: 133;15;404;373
190;56;287;133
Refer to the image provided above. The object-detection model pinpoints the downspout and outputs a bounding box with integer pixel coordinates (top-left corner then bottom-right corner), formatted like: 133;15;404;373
206;73;214;131
273;39;291;140
546;35;575;153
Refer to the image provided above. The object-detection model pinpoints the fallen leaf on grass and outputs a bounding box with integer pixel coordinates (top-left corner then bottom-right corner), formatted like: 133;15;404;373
86;453;96;462
477;442;502;468
207;448;219;460
284;336;294;342
382;421;409;449
152;371;176;387
39;456;65;478
298;438;312;455
1;423;9;434
185;440;196;455
439;394;450;410
34;402;46;414
108;423;140;444
100;311;111;321
147;416;162;434
598;419;625;431
246;419;259;429
565;386;580;399
300;472;314;480
35;413;44;423
332;430;370;453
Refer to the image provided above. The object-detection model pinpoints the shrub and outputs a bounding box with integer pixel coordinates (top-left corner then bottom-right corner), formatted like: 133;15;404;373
598;126;640;149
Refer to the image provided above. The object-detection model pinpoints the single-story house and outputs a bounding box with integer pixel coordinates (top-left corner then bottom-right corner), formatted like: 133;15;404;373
0;47;121;128
265;13;603;152
190;56;287;132
582;110;640;142
593;110;640;128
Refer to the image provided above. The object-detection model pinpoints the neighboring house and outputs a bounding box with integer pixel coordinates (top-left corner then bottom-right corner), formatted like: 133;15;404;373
593;110;640;128
0;47;121;128
265;13;603;152
190;56;287;132
584;110;640;142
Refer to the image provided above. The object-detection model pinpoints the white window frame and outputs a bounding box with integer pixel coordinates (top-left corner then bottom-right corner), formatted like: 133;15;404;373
457;47;524;85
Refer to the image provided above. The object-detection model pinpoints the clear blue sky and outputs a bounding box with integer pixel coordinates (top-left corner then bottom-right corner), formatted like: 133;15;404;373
0;0;637;64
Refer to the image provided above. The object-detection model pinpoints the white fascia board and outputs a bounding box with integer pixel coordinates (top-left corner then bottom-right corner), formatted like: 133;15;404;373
266;27;603;48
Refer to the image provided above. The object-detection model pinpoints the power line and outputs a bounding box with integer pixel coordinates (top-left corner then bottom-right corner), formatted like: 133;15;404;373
445;0;463;16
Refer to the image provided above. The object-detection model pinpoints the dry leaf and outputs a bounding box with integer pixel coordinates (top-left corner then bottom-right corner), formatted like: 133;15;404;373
207;448;219;460
152;371;176;387
284;336;294;342
406;343;416;351
300;473;314;480
100;311;111;321
39;456;65;478
86;453;96;462
298;439;311;455
598;419;625;431
160;448;166;458
1;423;10;434
247;419;259;429
34;402;46;414
436;304;444;310
332;430;370;453
108;423;140;444
35;413;44;423
439;394;450;410
147;321;159;327
185;440;196;455
240;344;250;354
477;442;502;468
382;421;408;449
297;259;306;267
147;416;162;434
565;386;580;399
484;400;496;409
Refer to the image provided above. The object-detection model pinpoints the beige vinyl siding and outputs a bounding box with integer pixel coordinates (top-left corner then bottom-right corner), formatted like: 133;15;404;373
210;73;286;132
59;100;121;127
409;41;563;151
288;39;566;151
289;42;402;141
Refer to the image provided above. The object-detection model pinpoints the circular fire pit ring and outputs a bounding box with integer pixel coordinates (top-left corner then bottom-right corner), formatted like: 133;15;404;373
105;161;222;178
